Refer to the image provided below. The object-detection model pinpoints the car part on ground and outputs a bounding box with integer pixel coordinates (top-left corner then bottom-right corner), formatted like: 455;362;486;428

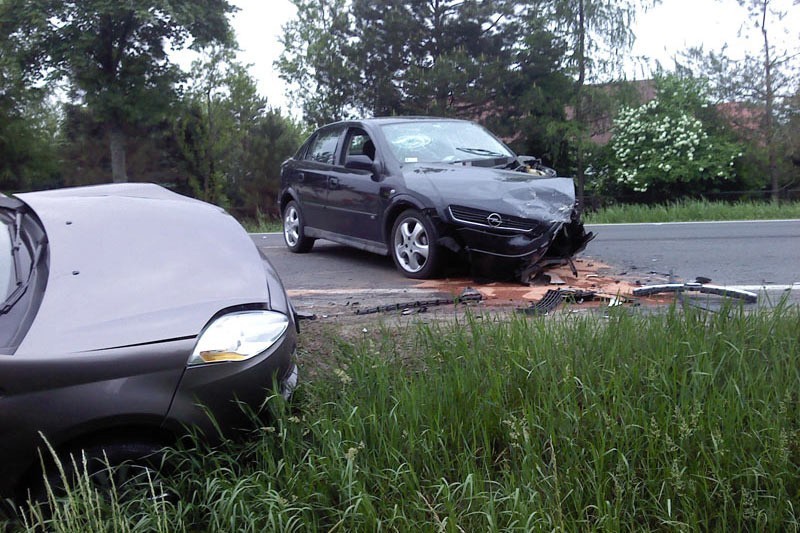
632;282;758;303
0;183;298;507
354;287;483;315
279;117;594;284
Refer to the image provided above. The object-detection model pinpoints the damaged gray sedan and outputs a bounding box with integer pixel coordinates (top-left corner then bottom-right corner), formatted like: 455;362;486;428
280;117;594;282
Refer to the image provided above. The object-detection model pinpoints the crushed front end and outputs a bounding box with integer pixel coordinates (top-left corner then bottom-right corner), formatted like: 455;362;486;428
440;203;594;283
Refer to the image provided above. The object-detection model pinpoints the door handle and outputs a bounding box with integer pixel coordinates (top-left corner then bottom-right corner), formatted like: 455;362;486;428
296;172;305;182
329;177;340;189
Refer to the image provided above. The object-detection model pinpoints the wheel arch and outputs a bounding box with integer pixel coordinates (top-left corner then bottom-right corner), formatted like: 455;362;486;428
279;189;300;215
382;196;429;244
15;422;177;500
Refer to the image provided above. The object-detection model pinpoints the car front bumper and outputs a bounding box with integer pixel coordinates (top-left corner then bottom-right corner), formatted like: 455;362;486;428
446;218;594;282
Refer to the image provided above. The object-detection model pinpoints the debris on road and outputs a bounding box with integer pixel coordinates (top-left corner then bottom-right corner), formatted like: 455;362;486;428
632;282;758;303
354;286;483;316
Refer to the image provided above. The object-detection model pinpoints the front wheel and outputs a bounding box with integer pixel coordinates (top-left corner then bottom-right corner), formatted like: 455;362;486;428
390;210;441;279
283;201;315;253
25;441;172;507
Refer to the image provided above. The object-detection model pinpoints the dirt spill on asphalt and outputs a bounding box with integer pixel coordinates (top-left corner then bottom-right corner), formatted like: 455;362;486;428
412;258;678;308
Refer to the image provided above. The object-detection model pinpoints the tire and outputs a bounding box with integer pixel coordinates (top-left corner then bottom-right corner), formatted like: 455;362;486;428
283;201;315;253
390;209;441;279
26;441;172;507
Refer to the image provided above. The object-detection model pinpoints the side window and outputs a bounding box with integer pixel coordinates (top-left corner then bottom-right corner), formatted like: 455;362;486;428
344;129;376;166
305;128;341;165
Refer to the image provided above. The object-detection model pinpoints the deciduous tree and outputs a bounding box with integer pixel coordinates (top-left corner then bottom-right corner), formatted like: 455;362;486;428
0;0;236;183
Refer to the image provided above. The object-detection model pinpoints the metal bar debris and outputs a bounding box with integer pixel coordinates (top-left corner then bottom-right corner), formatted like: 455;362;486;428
354;287;483;315
632;282;758;303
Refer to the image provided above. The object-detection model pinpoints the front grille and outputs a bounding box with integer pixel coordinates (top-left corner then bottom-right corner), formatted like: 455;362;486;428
448;205;539;232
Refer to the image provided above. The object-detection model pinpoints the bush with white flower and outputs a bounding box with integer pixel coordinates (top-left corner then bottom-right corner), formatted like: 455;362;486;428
605;76;743;196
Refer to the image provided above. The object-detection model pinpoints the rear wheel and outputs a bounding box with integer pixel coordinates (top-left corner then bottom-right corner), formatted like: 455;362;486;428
391;210;441;279
283;201;315;253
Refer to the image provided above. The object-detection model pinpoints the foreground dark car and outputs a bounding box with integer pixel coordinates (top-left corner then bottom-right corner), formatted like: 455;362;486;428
280;117;594;281
0;184;298;502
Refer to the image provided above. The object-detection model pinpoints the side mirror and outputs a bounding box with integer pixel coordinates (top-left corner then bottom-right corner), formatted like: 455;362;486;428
344;155;374;171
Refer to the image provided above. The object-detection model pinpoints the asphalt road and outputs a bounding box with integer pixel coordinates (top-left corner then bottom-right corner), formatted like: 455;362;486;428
253;219;800;305
584;219;800;287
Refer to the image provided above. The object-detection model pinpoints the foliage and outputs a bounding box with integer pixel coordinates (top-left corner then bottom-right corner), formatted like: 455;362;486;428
277;0;357;126
679;0;800;200
602;75;744;198
0;0;236;182
175;48;304;218
0;30;61;192
544;0;660;199
17;304;800;530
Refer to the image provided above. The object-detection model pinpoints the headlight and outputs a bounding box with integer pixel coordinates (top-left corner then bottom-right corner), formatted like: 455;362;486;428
188;310;289;366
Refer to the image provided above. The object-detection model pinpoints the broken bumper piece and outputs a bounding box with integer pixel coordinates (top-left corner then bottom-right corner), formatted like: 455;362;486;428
632;282;758;303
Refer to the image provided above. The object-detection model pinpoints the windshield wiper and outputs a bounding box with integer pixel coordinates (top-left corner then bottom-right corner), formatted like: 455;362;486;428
1;211;44;315
455;146;506;158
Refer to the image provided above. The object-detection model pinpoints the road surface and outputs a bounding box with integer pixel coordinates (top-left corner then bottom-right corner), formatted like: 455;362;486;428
253;219;800;309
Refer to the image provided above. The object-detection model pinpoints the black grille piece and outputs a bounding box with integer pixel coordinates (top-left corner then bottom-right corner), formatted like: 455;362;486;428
448;205;539;232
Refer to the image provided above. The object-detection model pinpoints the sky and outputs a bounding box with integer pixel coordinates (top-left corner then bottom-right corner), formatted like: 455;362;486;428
225;0;800;114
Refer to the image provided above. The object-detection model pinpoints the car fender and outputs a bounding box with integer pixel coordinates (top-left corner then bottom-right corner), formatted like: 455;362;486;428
382;194;440;243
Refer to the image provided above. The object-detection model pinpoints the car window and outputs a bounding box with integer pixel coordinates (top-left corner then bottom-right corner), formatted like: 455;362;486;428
346;130;375;158
305;128;341;165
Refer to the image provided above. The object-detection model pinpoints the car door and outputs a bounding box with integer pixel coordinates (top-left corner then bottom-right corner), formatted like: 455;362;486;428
289;126;343;230
324;127;384;244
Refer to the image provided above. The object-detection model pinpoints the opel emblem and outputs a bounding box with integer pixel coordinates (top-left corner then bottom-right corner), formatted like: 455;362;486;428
487;213;503;227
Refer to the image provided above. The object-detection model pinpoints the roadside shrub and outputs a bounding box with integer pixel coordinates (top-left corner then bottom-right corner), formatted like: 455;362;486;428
599;76;745;200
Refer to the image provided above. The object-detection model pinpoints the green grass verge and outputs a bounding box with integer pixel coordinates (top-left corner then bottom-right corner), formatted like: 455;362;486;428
16;304;800;531
241;217;282;233
584;199;800;224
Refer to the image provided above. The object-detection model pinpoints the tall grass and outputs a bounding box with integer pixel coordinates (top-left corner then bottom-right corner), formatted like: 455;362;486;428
584;199;800;224
13;304;800;531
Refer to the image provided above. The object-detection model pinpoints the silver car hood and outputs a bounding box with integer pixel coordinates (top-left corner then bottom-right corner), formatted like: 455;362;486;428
14;184;269;355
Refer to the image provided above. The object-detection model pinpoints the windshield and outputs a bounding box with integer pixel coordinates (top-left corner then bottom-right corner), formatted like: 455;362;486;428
380;121;514;165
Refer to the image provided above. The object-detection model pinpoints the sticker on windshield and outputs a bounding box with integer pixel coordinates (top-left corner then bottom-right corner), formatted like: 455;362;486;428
405;157;419;163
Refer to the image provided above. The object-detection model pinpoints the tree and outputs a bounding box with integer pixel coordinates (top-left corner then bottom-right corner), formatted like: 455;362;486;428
176;48;304;217
0;0;236;183
0;29;60;192
681;0;799;201
543;0;659;202
277;0;358;126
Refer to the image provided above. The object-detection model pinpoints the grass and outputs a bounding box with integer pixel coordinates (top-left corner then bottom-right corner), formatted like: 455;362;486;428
11;302;800;531
241;216;282;233
584;199;800;224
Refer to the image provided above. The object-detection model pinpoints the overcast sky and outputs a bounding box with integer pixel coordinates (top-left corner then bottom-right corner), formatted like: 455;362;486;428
226;0;800;114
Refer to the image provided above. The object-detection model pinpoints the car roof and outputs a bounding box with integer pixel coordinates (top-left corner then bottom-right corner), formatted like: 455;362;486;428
324;116;473;128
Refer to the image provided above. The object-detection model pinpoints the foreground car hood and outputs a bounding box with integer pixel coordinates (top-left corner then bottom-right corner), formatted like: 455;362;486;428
14;184;270;354
404;164;577;223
